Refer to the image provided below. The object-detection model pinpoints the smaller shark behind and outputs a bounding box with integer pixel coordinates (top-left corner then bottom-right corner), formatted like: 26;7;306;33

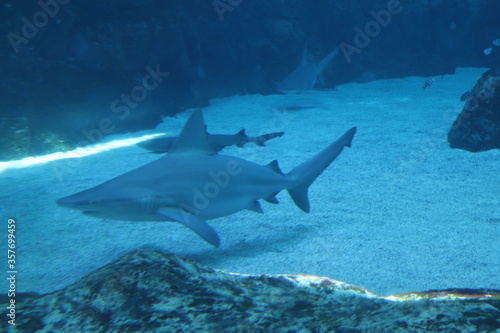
57;110;356;247
278;44;339;91
138;129;284;154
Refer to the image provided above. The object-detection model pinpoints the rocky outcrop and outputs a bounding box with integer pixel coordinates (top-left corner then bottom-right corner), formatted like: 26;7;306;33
448;68;500;152
2;250;499;332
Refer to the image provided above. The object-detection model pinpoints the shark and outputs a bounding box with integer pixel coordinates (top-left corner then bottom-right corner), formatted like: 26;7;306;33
277;44;339;91
57;110;356;247
137;129;284;154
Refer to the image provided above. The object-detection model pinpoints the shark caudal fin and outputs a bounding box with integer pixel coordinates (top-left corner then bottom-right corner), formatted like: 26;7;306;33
287;127;356;212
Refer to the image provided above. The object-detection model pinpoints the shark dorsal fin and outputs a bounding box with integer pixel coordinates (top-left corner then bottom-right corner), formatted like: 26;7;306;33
170;109;213;154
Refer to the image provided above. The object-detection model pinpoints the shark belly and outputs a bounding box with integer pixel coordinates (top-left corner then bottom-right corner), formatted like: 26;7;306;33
57;153;292;223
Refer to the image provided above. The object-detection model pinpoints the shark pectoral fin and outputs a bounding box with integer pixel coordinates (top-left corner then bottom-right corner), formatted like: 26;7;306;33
247;201;263;214
156;207;220;248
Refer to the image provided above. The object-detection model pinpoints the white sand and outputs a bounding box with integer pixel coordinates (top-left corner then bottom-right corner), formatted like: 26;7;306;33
1;67;498;296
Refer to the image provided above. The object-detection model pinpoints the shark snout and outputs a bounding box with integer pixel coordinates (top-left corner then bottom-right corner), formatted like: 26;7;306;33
56;195;80;208
56;196;72;206
56;193;93;209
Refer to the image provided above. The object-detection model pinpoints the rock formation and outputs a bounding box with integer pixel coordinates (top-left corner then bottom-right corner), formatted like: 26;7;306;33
448;68;500;152
2;250;499;332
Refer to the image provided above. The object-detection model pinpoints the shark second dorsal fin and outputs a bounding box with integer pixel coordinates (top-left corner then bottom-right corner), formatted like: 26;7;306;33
267;160;284;175
170;109;214;154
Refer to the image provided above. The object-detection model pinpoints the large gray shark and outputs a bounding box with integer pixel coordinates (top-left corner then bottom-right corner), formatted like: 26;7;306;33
137;129;284;154
57;110;356;247
278;45;339;91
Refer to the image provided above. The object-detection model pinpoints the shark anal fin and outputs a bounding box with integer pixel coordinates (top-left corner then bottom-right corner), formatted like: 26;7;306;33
264;193;279;204
156;207;220;247
267;160;284;175
247;201;263;214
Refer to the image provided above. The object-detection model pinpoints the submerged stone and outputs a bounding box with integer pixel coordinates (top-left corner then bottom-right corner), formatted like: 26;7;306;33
1;250;499;332
448;68;500;152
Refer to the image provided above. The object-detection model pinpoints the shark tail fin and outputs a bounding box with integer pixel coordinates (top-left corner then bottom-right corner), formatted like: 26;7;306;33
287;127;356;213
318;46;339;73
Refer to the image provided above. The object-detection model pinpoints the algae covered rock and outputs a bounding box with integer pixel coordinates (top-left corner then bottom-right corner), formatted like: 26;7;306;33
2;250;499;332
448;68;500;152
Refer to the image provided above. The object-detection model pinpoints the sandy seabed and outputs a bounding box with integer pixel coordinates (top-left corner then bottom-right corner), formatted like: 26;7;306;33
1;67;498;296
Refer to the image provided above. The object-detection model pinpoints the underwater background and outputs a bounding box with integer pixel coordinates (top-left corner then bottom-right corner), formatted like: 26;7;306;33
1;0;500;157
0;0;499;331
